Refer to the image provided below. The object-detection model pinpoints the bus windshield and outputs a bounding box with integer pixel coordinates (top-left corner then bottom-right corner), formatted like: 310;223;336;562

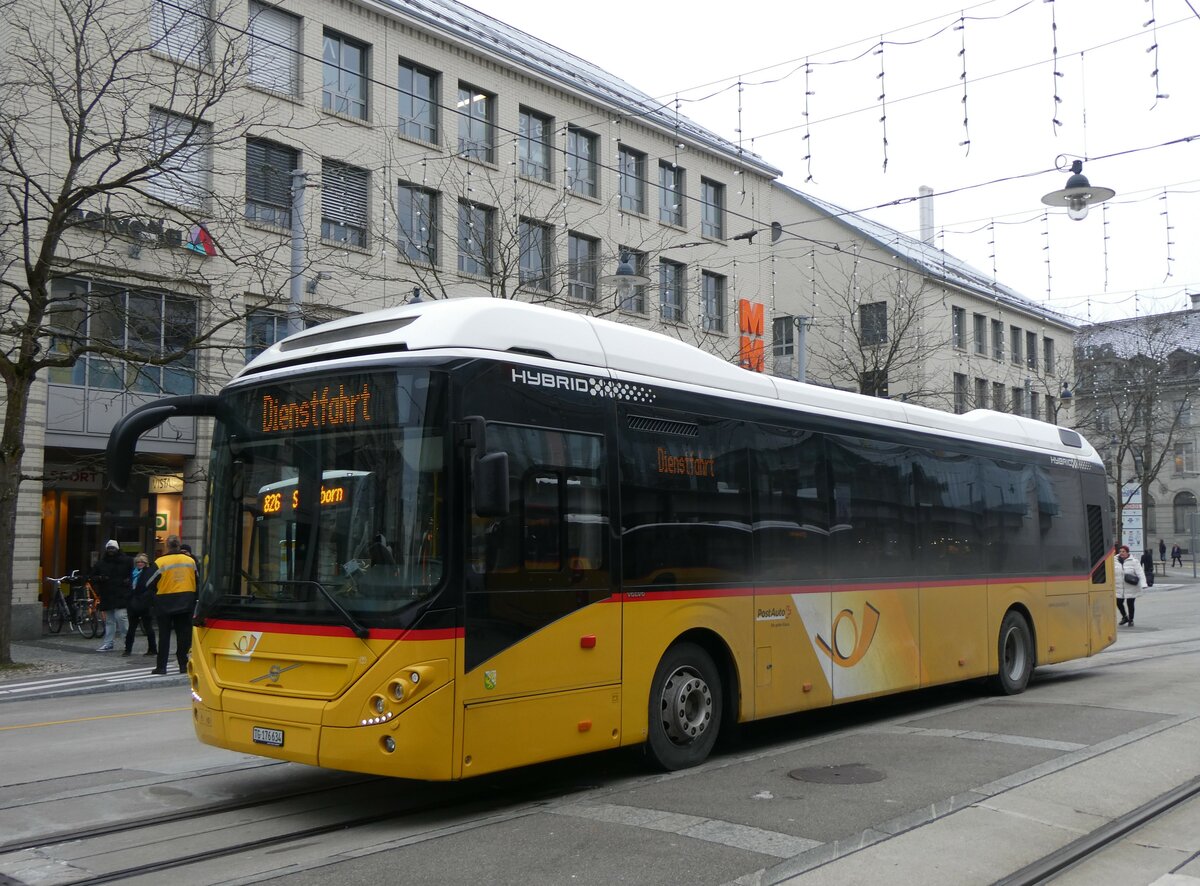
201;369;447;628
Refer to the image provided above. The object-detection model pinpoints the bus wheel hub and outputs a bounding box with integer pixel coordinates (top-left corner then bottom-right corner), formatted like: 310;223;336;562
661;667;712;745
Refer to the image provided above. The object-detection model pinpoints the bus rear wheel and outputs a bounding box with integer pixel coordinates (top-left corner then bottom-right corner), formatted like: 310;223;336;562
992;610;1034;695
647;643;722;771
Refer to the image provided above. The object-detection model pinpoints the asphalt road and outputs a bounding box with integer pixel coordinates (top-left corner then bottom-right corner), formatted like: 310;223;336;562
1;581;1199;885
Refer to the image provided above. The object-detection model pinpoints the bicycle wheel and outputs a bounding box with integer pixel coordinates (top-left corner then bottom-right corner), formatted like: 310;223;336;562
48;600;64;633
83;611;100;639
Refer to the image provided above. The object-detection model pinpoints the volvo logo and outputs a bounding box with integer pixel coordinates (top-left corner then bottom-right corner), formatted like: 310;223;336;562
250;663;301;683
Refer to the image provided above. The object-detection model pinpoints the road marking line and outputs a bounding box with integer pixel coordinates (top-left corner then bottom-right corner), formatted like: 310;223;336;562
551;802;821;858
0;707;189;731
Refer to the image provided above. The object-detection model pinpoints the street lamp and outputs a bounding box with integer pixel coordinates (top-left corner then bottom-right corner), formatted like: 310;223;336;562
1041;159;1115;221
599;252;650;301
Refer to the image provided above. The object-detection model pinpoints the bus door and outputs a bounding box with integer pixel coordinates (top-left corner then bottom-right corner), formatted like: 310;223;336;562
750;425;833;716
460;411;618;774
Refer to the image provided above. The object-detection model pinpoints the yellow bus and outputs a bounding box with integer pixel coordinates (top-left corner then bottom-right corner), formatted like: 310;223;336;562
108;299;1114;779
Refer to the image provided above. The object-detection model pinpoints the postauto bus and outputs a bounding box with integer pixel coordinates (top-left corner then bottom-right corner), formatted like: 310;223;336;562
107;298;1115;780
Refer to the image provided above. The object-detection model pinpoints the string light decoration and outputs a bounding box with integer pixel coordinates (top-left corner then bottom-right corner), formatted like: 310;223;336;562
1160;187;1175;282
1042;210;1052;300
1102;201;1111;291
956;13;970;155
875;38;889;172
803;60;816;183
1145;0;1170;109
1049;0;1063;134
987;219;997;282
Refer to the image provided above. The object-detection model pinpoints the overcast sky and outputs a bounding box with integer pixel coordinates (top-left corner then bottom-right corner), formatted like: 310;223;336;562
463;0;1200;325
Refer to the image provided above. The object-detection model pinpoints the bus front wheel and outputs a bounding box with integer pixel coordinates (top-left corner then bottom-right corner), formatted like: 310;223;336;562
992;610;1034;695
647;643;722;771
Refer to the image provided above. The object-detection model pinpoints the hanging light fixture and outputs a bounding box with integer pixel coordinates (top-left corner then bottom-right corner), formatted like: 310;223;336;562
1041;159;1114;221
598;252;650;299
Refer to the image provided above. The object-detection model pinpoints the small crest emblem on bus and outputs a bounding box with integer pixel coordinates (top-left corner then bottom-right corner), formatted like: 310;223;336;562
483;670;497;691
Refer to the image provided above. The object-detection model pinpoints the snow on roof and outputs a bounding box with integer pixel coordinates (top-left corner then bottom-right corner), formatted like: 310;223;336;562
778;184;1078;332
386;0;781;177
1076;307;1200;359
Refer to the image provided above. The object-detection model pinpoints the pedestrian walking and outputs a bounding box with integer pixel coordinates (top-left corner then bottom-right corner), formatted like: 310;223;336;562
1172;543;1183;567
90;540;130;652
1140;548;1156;587
123;552;158;657
1159;539;1167;567
1115;544;1147;627
148;534;197;675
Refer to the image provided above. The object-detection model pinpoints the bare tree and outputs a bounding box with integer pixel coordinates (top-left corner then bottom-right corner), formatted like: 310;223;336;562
1072;316;1197;550
0;0;300;661
802;256;946;406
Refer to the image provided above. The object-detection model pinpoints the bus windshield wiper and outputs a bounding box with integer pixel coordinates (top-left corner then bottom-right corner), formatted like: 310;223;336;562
277;579;370;639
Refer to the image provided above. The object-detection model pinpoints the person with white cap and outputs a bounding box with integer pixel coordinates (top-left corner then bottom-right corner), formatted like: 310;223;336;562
90;539;131;652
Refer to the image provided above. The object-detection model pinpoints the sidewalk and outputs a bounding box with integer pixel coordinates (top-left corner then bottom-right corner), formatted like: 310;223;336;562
0;623;189;701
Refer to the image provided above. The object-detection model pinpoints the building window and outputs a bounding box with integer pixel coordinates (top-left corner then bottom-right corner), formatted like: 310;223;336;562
773;316;794;356
1026;331;1038;370
518;219;552;291
1030;391;1039;419
146;110;211;209
701;271;726;333
991;319;1004;361
1175;441;1196;476
245;138;297;228
1174;490;1197;534
1010;325;1022;365
566;126;597;197
46;279;197;394
861;301;887;345
457;201;492;276
248;1;300;95
975;378;989;409
397;182;436;265
951;306;966;349
618;146;646;214
1046;395;1056;422
567;233;598;302
660;260;685;322
519;108;552;182
150;0;210;66
617;248;647;313
973;313;987;356
658;161;684;226
953;373;968;414
701;178;724;238
320;160;368;247
1043;337;1056;375
246;310;318;360
322;31;368;120
398;60;437;143
992;382;1006;412
457;84;493;162
860;370;888;398
1011;385;1025;417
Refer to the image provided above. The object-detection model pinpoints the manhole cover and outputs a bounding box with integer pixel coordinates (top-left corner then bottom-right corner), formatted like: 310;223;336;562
789;763;886;784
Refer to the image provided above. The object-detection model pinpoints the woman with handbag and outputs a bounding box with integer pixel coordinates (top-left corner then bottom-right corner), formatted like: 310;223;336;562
1115;544;1147;627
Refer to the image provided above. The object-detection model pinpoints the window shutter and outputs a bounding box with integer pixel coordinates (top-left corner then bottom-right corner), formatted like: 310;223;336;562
246;139;296;208
150;0;210;66
248;2;300;94
147;110;210;209
322;161;369;229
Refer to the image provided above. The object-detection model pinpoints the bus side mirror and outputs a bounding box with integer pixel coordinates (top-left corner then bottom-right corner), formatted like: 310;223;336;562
474;451;510;517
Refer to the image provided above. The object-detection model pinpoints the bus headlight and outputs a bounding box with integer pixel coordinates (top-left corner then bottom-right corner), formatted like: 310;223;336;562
372;695;386;715
390;681;405;701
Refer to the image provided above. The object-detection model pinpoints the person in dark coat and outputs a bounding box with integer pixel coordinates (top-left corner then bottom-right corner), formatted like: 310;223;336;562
123;552;158;657
1140;548;1156;588
1172;543;1183;567
90;540;131;652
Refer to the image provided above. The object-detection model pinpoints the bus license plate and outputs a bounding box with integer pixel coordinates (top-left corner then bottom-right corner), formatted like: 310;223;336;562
252;726;284;747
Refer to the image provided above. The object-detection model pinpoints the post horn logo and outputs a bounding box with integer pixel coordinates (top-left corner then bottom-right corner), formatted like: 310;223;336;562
816;602;881;668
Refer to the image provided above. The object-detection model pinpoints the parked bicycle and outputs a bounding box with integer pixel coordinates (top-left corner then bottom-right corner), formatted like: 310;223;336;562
45;571;99;637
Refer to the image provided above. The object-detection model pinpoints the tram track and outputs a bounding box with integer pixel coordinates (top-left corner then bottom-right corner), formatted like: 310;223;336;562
994;775;1200;885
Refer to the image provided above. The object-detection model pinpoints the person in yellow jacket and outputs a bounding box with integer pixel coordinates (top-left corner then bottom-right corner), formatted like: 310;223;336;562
148;534;197;675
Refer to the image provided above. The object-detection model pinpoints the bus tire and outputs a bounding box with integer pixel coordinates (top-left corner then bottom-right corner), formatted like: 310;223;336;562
992;610;1034;695
647;643;722;771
